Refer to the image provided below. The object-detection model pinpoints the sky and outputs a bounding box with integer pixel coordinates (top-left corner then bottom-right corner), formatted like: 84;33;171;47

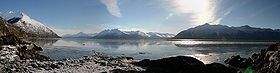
0;0;280;35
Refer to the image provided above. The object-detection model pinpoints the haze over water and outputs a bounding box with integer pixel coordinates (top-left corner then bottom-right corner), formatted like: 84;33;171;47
32;38;277;64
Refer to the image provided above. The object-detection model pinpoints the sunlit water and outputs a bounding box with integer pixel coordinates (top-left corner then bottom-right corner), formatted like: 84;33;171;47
31;38;277;64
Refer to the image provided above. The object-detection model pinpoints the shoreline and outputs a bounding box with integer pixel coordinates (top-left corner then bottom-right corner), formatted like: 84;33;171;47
0;44;143;73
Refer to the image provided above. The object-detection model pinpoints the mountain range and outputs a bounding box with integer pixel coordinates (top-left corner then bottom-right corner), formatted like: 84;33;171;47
63;29;175;39
62;32;97;38
174;23;280;40
0;11;60;38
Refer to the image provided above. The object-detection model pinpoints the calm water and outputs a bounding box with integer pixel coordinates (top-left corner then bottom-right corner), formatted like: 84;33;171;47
30;38;277;64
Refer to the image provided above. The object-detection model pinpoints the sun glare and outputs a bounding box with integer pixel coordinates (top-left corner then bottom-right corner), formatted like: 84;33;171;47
172;0;217;25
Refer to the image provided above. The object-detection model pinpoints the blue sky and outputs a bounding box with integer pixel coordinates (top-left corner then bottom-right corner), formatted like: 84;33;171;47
0;0;280;35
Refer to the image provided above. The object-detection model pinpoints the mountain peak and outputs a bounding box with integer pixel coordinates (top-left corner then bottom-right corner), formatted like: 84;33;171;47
0;11;22;20
111;29;121;31
200;23;222;26
199;23;215;27
76;32;86;35
203;23;211;25
77;32;85;34
195;23;228;29
241;25;252;28
20;12;30;18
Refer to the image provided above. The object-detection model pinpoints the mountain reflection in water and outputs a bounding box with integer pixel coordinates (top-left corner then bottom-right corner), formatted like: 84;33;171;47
33;38;276;64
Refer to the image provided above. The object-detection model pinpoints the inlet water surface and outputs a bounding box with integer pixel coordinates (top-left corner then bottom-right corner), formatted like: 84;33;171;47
32;38;276;64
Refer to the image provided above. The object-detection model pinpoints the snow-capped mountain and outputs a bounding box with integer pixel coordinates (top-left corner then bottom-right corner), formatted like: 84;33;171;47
93;29;132;39
0;11;60;38
174;23;280;40
93;29;175;39
62;32;97;38
146;32;175;38
124;31;150;37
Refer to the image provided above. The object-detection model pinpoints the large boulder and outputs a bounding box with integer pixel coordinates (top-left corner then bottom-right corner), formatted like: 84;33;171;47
16;44;49;61
134;56;235;73
205;63;236;73
0;34;27;45
224;55;252;68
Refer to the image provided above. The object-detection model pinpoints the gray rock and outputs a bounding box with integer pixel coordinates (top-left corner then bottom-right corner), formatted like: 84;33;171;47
30;63;38;68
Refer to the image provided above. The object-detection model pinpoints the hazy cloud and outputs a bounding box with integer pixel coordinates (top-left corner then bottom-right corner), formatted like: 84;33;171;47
164;0;218;25
52;24;104;35
101;0;122;17
52;28;79;36
210;0;252;24
163;0;240;25
165;13;174;20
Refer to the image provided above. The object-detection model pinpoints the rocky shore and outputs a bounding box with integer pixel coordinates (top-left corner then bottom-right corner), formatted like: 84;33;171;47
130;43;280;73
0;44;143;73
225;43;280;73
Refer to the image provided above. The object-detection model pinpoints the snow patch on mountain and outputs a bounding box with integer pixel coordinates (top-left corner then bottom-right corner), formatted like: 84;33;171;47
124;31;150;37
62;32;97;38
93;29;175;39
147;32;175;38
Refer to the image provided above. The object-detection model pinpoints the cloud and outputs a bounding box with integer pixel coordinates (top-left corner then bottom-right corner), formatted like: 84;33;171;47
213;0;253;22
9;11;14;13
165;13;174;20
99;23;155;33
101;0;122;18
223;9;232;16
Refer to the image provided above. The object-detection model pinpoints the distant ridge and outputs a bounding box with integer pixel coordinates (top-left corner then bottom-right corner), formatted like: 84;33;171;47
174;23;280;40
92;29;175;39
62;32;97;38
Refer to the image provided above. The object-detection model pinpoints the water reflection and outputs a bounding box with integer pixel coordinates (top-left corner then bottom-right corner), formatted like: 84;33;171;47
35;38;275;64
175;44;268;54
27;38;59;47
173;40;273;63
